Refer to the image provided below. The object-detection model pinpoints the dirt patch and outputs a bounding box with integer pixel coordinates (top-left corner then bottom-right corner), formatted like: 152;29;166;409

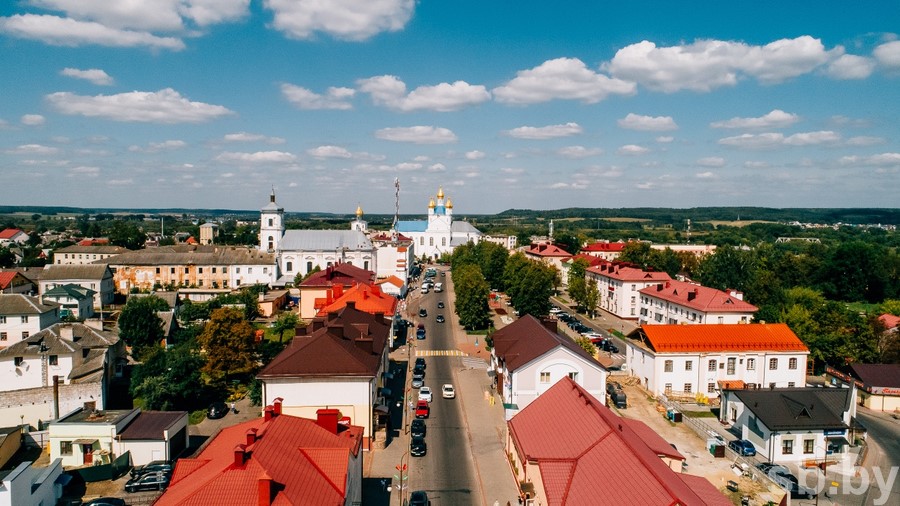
494;308;507;315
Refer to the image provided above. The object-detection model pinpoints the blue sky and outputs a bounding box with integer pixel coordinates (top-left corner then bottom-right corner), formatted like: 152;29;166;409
1;1;899;214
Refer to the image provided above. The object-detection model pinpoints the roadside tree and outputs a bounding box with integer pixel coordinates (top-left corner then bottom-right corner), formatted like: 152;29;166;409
119;295;169;359
199;307;257;382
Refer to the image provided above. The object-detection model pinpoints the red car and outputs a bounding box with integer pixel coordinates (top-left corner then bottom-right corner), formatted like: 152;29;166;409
415;400;430;418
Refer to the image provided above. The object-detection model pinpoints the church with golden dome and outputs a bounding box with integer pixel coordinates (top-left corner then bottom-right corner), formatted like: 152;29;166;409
396;186;481;260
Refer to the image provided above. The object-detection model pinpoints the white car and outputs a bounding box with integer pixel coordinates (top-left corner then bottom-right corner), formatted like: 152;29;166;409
442;384;456;399
418;386;433;403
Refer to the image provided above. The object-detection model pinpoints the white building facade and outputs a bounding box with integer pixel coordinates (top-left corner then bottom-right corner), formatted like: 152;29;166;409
396;186;481;260
639;280;757;325
0;294;60;344
586;263;672;319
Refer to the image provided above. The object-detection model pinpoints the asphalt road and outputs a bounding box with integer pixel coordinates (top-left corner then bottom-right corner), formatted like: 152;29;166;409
853;409;900;506
406;278;480;504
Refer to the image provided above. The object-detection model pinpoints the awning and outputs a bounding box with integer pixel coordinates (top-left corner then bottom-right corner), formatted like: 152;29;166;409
72;438;97;445
826;436;851;445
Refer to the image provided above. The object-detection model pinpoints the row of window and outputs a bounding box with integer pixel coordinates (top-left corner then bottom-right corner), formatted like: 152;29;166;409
664;381;796;394
12;355;59;366
783;438;816;455
1;331;30;341
539;372;578;383
418;237;448;247
663;357;798;373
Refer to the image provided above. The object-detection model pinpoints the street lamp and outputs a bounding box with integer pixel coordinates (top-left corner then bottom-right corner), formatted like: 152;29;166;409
815;444;833;506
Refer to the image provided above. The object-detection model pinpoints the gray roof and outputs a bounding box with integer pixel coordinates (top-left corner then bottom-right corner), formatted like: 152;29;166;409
0;294;59;315
280;230;373;252
0;323;120;382
129;291;179;309
451;221;482;235
103;245;275;266
727;387;851;431
53;245;130;255
40;264;111;281
42;283;96;300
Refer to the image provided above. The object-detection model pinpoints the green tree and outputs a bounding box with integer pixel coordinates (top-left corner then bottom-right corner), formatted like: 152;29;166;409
511;261;555;317
697;246;758;293
553;231;581;256
817;241;889;303
567;258;589;310
119;295;169;358
0;247;15;268
272;311;300;342
503;252;532;304
452;264;492;330
108;221;146;250
649;247;682;278
584;278;600;317
199;307;257;381
574;336;597;356
618;241;653;268
130;341;206;411
881;300;900;316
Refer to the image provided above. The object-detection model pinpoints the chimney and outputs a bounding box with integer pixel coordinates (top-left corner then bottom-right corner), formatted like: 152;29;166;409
246;428;258;446
656;283;663;292
258;475;273;506
372;283;381;295
273;397;283;416
60;325;74;340
233;444;247;467
540;318;558;334
332;283;343;298
264;406;274;422
330;323;344;339
665;281;670;288
729;289;744;301
316;408;340;434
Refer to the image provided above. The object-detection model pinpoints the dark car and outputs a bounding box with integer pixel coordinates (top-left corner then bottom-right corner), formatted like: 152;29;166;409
728;439;757;456
409;490;430;506
416;327;426;340
437;301;444;308
601;340;619;353
419;308;427;317
415;357;426;369
411;418;426;438
125;471;171;493
84;498;126;506
130;460;174;479
610;391;627;409
436;315;445;323
410;436;427;457
606;381;622;395
208;401;229;420
412;367;425;381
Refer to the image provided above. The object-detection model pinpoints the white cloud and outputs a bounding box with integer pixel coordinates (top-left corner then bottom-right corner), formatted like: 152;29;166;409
128;140;187;153
743;161;770;169
46;88;233;123
281;84;355;110
353;161;422;173
604;36;835;92
826;54;875;79
719;130;840;149
557;145;603;159
0;14;185;50
505;122;582;140
656;136;674;143
413;155;429;162
839;153;900;166
264;0;414;41
60;67;113;85
357;75;490;112
696;156;726;168
18;0;248;31
427;163;446;172
500;167;525;175
873;40;900;68
845;136;884;146
618;113;677;131
215;151;297;164
465;150;485;160
68;165;100;177
307;145;352;159
374;126;458;144
616;144;650;156
179;0;250;27
106;178;134;186
493;57;635;104
695;171;717;179
223;132;285;144
710;109;799;129
21;114;46;126
6;144;59;155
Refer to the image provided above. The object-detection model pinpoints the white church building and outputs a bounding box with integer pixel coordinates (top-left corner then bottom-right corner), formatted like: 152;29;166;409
258;192;376;284
395;186;481;260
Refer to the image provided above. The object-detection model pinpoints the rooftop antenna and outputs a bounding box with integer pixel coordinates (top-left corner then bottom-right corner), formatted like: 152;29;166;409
686;218;691;244
392;178;400;242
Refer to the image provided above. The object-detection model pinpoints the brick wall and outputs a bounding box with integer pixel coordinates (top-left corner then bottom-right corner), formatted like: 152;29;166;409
0;381;104;428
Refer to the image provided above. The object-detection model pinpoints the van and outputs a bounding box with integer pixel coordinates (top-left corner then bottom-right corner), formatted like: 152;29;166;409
610;391;627;409
434;283;443;293
421;285;429;294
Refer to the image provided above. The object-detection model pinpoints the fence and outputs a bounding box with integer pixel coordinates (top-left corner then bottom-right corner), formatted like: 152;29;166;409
70;451;132;483
23;430;49;449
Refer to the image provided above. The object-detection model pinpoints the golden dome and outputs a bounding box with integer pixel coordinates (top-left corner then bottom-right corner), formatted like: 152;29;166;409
437;186;444;199
355;204;363;217
446;198;453;209
428;197;436;208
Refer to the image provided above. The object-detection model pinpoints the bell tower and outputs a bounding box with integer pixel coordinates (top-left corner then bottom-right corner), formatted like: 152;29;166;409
259;189;284;252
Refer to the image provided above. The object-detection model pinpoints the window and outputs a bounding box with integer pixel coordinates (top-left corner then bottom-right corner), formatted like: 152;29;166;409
788;382;795;387
199;267;203;274
429;237;434;246
184;268;189;274
198;280;204;287
684;383;692;393
22;331;29;339
631;284;636;290
782;439;793;455
0;316;4;324
14;357;23;367
419;237;424;246
364;261;369;270
804;440;814;454
708;383;716;393
286;261;293;272
21;316;29;323
727;358;736;375
442;237;446;246
631;296;636;304
212;267;217;274
236;268;241;274
171;268;175;274
222;267;227;273
747;358;755;371
268;218;273;227
248;268;253;274
568;372;578;381
664;383;672;394
263;267;268;274
268;236;274;250
789;358;798;370
540;372;551;383
769;358;778;370
664;360;673;372
49;355;58;366
0;332;6;341
60;441;73;456
685;360;693;371
155;267;160;274
306;262;313;273
718;316;724;323
708;360;717;372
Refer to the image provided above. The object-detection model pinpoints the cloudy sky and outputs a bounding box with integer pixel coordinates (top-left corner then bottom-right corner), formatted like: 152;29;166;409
2;1;899;214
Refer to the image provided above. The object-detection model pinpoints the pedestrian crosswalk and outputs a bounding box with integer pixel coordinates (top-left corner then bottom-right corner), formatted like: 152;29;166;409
462;356;490;370
415;349;468;357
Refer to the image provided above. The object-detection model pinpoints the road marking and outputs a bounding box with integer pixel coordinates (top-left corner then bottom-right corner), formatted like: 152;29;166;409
415;349;468;357
462;357;490;370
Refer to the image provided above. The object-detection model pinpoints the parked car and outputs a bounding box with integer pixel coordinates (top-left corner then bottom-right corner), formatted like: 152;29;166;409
409;490;430;506
410;436;427;457
130;460;174;479
606;381;622;395
413;368;425;381
84;498;126;506
442;384;456;399
437;301;444;308
415;357;426;369
207;401;229;420
419;308;427;317
415;400;430;418
418;386;433;403
410;418;426;438
416;327;426;340
610;391;627;409
125;471;171;493
436;315;445;323
412;377;424;389
728;439;757;456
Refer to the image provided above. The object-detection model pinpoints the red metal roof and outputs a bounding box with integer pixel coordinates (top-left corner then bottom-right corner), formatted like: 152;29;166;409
316;283;397;317
878;313;900;330
0;272;21;290
639;279;758;313
492;315;599;372
586;263;672;282
525;243;572;257
300;263;374;288
641;324;809;353
158;412;363;506
508;378;728;505
0;228;24;240
582;241;627;253
561;254;606;268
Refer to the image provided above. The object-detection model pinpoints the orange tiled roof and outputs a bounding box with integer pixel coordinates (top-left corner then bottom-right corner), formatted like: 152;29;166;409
525;243;572;257
317;282;397;317
0;228;24;239
582;241;627;252
376;275;404;288
879;313;900;330
641;324;808;353
639;279;758;313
